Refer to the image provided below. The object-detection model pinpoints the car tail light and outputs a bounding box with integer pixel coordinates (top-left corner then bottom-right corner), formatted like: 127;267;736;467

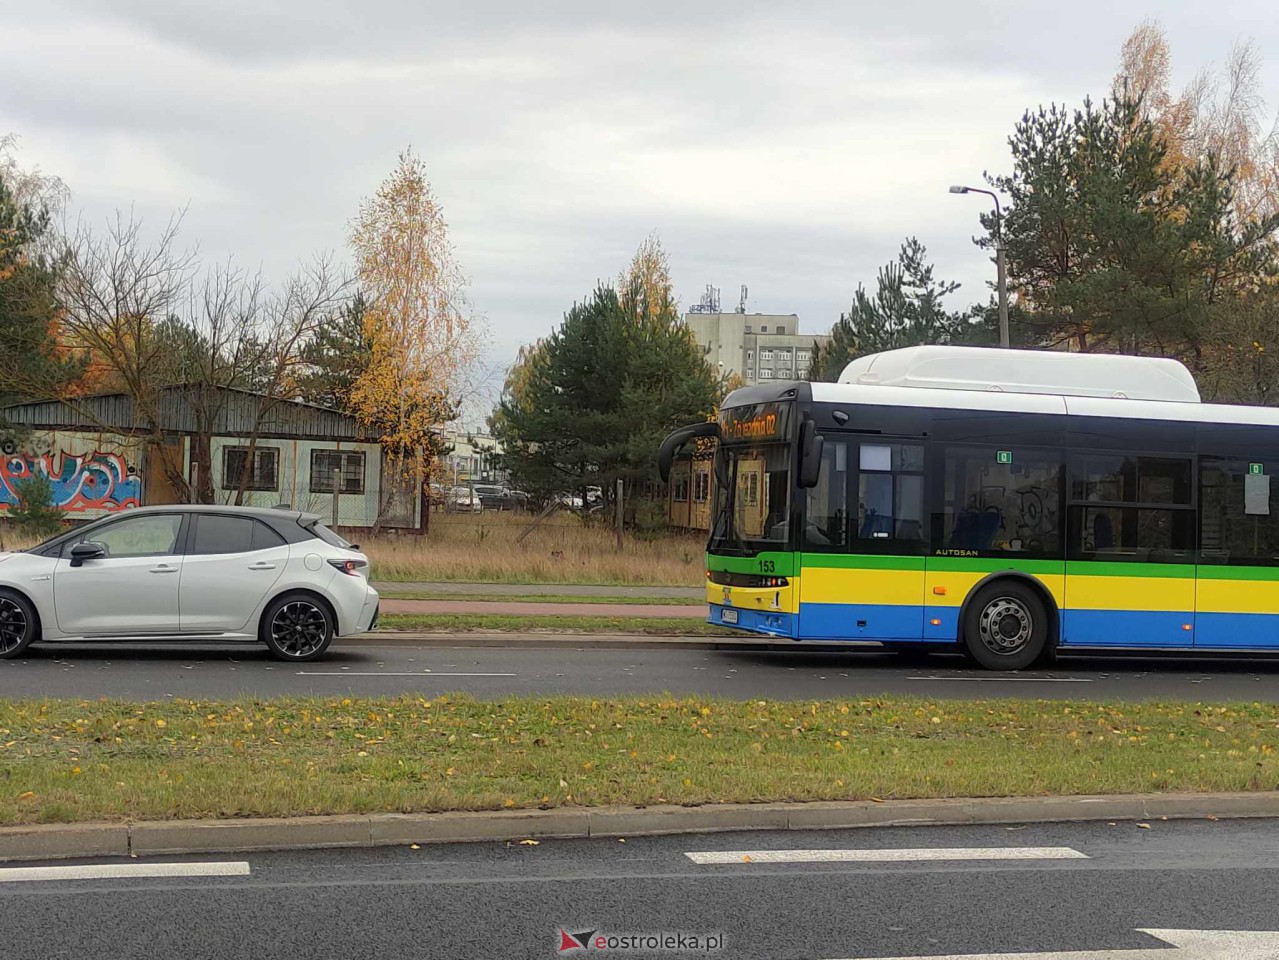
327;558;368;576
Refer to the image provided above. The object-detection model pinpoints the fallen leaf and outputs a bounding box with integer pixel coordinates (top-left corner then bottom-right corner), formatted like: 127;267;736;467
519;839;540;846
1205;814;1219;821
617;838;626;843
17;791;35;801
1136;822;1151;829
870;797;884;803
410;844;420;850
741;855;752;863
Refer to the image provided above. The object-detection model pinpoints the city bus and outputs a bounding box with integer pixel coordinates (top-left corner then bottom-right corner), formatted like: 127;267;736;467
658;345;1279;669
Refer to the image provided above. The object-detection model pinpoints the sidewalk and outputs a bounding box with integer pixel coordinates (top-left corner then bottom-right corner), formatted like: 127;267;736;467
372;580;703;600
378;598;706;619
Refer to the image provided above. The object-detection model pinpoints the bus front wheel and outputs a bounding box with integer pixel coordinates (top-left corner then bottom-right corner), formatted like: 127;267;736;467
961;581;1048;671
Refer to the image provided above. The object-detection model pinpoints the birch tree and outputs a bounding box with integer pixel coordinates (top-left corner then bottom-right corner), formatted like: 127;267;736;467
348;150;477;521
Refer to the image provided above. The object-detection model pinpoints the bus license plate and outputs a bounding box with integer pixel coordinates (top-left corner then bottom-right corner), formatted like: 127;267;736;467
721;608;738;625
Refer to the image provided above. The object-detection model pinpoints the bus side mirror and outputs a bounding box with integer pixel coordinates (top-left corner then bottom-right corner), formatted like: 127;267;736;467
799;420;823;488
658;421;720;482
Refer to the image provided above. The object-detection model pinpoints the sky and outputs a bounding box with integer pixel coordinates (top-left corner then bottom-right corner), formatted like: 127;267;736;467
3;1;1279;427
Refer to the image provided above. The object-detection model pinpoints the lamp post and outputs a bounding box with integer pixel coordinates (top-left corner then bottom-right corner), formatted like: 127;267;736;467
950;185;1008;348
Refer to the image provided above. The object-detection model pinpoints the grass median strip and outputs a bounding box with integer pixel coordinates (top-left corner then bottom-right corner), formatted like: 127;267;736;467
3;695;1279;825
377;613;732;636
378;592;704;606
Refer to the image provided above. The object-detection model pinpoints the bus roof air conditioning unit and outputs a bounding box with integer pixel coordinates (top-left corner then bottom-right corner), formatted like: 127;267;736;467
837;346;1200;403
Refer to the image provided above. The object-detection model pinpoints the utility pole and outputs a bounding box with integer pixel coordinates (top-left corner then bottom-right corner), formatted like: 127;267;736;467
332;467;341;530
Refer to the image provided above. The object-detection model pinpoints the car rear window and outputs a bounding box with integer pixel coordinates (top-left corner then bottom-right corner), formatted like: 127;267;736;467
305;521;353;549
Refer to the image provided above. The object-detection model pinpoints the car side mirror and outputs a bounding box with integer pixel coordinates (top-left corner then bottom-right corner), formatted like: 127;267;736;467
69;541;105;567
799;419;824;488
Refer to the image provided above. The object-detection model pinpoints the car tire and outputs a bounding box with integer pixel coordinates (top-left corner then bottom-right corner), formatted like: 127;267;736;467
261;593;335;662
961;580;1049;671
0;588;38;659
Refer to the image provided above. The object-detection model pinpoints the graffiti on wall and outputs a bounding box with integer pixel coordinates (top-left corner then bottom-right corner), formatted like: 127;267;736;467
0;450;142;513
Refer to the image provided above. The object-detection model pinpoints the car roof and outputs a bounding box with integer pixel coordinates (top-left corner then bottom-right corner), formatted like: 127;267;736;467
115;504;322;524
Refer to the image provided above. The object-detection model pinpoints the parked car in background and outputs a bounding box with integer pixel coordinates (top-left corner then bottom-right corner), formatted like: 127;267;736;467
446;486;484;513
0;505;377;662
472;484;528;511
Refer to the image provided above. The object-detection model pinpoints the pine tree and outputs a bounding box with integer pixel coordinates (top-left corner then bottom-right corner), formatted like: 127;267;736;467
6;474;62;540
809;238;978;381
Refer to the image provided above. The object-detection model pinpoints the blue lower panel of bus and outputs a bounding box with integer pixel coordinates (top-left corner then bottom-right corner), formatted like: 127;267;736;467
708;604;796;638
797;603;925;641
1193;612;1279;649
1061;609;1194;648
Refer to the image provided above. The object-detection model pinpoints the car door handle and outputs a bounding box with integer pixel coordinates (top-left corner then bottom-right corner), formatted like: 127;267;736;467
150;565;178;574
247;562;277;571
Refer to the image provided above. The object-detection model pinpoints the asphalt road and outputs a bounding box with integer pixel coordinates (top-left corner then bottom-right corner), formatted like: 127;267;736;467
6;638;1279;701
4;819;1279;959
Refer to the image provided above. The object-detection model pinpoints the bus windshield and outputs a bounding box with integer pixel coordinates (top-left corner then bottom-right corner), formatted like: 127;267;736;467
708;442;792;556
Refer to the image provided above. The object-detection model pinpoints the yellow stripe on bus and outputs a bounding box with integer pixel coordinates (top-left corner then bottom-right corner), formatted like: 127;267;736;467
799;567;923;606
1196;578;1279;615
1066;575;1193;612
924;572;1065;608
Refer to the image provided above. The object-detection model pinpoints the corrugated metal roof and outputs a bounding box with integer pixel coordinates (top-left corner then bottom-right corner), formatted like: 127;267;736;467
1;386;375;441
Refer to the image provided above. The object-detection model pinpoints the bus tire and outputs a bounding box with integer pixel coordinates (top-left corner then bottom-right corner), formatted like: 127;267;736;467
961;580;1047;671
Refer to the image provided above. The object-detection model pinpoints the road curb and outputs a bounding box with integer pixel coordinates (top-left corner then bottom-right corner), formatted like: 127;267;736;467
343;631;876;651
1;792;1276;863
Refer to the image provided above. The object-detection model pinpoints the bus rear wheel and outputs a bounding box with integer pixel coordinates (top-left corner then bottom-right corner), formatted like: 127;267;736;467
962;581;1048;670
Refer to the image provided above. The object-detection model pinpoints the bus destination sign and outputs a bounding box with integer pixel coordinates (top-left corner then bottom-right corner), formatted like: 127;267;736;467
719;403;792;443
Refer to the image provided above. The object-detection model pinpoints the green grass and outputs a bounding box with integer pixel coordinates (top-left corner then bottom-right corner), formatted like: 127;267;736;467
377;613;729;636
378;592;704;605
3;695;1279;825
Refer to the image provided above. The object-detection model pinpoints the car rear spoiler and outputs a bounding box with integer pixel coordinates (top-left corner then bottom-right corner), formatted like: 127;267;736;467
657;421;720;482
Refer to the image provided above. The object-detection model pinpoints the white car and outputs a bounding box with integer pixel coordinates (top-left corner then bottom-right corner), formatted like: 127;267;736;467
0;505;378;661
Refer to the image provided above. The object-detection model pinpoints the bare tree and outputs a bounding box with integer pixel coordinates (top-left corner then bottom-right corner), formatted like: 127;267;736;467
56;209;198;498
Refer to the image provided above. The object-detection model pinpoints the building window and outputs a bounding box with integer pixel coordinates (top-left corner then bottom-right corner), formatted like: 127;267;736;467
761;350;773;361
311;450;366;494
797;350;810;362
760;369;773;379
222;446;279;492
744;325;751;333
746;350;753;360
694;471;710;503
671;475;689;502
760;325;768;333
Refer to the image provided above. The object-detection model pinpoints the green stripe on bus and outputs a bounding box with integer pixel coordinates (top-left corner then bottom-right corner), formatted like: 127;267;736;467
1065;561;1196;579
925;557;1063;575
800;554;926;571
1196;565;1279;581
706;553;798;576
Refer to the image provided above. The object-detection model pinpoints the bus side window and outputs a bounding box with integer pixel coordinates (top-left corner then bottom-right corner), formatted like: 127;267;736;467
805;441;848;547
857;443;924;545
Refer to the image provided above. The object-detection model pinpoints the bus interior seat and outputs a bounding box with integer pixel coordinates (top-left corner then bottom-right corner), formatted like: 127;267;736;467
1093;512;1114;550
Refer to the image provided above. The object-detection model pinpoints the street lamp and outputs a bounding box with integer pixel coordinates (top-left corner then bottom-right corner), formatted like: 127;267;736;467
950;185;1009;348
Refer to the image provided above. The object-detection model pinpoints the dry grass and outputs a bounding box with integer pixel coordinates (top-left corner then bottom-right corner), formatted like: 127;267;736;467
2;514;707;587
364;512;705;586
4;694;1279;824
378;613;729;635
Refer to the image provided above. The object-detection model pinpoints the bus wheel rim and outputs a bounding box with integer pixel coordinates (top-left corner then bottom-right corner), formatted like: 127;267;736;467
978;598;1032;655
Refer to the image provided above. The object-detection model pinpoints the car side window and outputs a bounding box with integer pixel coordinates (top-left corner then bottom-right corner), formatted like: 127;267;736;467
191;515;255;555
69;514;182;559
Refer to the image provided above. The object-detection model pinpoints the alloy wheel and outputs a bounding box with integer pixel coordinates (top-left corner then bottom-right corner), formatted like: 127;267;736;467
0;597;28;655
270;601;328;658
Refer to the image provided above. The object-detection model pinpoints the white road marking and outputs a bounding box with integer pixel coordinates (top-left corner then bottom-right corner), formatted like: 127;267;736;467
684;846;1088;864
0;861;250;883
907;676;1092;683
826;927;1279;959
296;672;517;677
